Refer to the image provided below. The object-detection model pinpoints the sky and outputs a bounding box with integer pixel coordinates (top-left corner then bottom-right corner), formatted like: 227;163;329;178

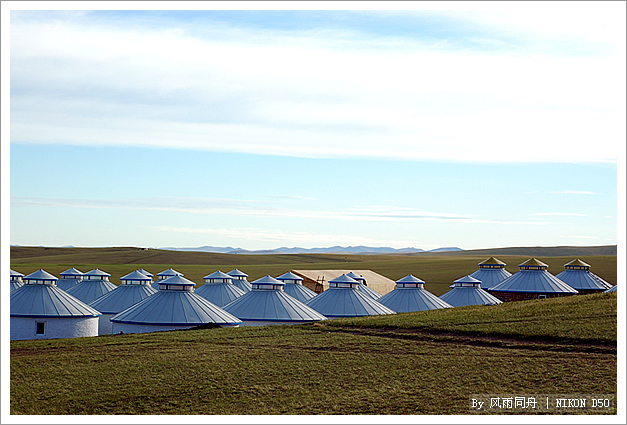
3;2;626;252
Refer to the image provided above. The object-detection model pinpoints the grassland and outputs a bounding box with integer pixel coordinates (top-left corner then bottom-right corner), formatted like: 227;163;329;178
10;246;618;415
10;293;617;415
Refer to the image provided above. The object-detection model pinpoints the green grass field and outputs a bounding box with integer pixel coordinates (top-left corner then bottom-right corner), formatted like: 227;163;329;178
10;293;617;415
9;247;618;415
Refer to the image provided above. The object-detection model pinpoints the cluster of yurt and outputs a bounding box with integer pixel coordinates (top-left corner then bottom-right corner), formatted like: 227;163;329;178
9;258;614;341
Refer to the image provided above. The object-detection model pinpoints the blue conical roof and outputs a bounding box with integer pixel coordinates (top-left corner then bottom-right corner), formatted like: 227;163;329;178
489;269;577;294
340;272;381;299
110;290;241;326
227;269;252;292
253;275;284;286
227;269;248;278
222;289;326;323
65;276;118;304
305;286;395;318
24;269;58;282
469;267;512;289
396;275;425;284
605;285;617;293
10;269;25;292
555;269;612;291
138;269;154;278
329;274;360;284
232;278;252;292
439;286;502;307
378;285;451;313
453;275;482;285
156;268;183;277
357;283;382;299
57;267;85;291
120;270;152;282
11;269;25;278
60;267;84;277
84;268;111;277
283;282;318;302
346;271;365;282
153;268;185;289
89;284;157;314
203;270;233;281
158;275;196;287
196;280;246;307
11;284;101;317
277;271;304;281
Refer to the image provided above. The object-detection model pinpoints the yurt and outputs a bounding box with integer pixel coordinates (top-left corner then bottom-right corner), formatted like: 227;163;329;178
227;269;253;292
151;268;183;290
377;274;452;313
346;271;383;300
276;271;317;303
10;269;101;340
10;269;25;292
56;267;85;291
488;258;578;302
554;259;613;294
305;274;395;318
605;285;617;293
110;274;241;334
137;269;154;279
195;270;246;307
222;275;327;326
89;270;157;335
439;275;502;307
66;268;117;304
468;257;512;290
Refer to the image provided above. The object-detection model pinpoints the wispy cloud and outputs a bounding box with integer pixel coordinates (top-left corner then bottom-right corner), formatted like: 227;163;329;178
145;225;418;247
9;9;622;163
11;196;550;226
550;190;598;195
535;212;586;217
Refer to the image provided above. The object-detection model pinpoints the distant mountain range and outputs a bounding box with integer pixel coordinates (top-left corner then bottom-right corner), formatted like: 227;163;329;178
159;245;464;255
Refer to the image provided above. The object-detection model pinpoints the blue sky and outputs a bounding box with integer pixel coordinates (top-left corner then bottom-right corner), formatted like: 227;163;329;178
3;2;625;251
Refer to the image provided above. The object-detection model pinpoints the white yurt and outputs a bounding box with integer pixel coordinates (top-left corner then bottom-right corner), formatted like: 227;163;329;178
346;271;383;300
276;271;317;303
488;258;578;302
439;275;502;307
305;274;395;318
554;259;613;294
89;270;157;335
222;275;327;326
468;257;512;290
151;268;183;290
195;270;246;307
110;274;241;334
10;269;101;340
227;269;253;292
66;268;117;304
10;269;25;292
56;267;85;291
377;274;452;313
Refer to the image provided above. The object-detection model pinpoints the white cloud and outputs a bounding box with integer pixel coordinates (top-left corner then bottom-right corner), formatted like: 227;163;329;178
535;212;586;217
550;190;597;195
11;195;550;226
146;225;417;247
9;9;624;163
